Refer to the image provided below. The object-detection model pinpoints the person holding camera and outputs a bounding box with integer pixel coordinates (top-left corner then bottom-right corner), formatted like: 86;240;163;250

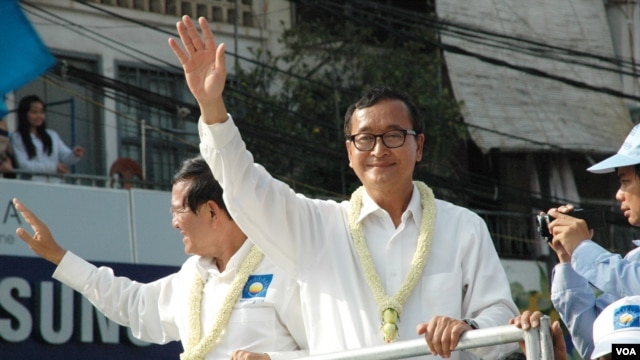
546;124;640;360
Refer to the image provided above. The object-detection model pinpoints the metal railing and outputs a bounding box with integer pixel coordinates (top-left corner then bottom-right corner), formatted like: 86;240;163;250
3;168;164;189
298;317;554;360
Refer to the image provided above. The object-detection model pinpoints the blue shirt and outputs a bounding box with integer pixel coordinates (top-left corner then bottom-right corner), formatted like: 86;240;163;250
551;240;640;359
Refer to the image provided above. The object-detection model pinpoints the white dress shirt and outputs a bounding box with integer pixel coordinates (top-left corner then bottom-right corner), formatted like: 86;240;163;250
199;116;519;360
52;240;308;359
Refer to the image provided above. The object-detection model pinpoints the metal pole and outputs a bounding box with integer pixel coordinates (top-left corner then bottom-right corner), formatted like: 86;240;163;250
332;71;346;195
70;97;76;174
298;325;530;360
539;316;555;360
234;0;240;90
524;322;541;360
141;119;146;181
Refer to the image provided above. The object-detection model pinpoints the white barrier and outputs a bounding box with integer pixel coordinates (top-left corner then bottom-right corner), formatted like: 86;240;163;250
299;316;554;360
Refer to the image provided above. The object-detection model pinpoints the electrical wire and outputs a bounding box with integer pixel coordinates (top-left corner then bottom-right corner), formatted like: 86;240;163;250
15;1;632;200
301;0;640;102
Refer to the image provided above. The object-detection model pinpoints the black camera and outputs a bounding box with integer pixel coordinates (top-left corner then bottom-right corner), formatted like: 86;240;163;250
536;208;606;242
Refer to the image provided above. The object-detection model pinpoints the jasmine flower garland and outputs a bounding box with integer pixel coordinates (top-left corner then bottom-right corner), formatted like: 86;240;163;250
180;245;263;360
349;181;436;343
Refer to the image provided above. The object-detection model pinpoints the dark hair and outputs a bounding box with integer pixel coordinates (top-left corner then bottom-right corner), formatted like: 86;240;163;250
343;86;424;138
17;95;52;159
173;155;230;219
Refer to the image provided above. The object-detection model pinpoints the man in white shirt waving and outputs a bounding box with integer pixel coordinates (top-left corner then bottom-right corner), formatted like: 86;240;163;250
169;16;518;360
14;156;307;360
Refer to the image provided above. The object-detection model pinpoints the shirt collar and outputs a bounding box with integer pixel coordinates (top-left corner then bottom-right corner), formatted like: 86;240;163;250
195;240;253;279
357;183;422;227
627;240;640;261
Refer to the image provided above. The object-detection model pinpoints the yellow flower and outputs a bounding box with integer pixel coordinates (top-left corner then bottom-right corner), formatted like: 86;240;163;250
382;322;399;343
382;308;399;323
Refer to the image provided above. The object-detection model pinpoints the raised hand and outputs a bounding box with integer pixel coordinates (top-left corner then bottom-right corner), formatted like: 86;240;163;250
168;16;228;123
13;198;66;265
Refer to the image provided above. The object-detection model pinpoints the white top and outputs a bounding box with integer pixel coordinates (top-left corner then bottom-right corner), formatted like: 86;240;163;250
198;116;519;360
53;240;308;359
10;129;79;183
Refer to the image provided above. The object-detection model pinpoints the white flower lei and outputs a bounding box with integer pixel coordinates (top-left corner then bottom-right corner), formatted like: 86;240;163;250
180;245;263;360
349;181;436;343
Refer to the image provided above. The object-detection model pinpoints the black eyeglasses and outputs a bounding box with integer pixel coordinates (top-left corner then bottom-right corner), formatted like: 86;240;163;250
348;129;417;151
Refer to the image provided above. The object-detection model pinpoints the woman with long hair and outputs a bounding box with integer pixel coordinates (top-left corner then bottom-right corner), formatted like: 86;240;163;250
9;95;84;183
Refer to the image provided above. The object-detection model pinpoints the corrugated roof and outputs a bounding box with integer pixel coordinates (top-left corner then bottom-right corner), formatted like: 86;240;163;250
437;0;633;154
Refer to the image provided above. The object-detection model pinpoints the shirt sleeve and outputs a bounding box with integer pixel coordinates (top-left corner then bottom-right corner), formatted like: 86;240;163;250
276;278;309;356
49;130;79;166
53;251;180;344
458;210;520;359
551;262;614;360
572;240;640;297
198;116;341;276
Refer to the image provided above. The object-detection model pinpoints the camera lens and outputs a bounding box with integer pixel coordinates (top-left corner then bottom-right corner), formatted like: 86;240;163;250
536;214;553;240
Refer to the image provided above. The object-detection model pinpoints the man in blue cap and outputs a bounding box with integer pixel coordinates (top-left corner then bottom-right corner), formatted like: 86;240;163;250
545;124;640;359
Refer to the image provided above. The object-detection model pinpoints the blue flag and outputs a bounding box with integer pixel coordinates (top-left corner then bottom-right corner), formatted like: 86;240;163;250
0;100;7;119
0;0;55;95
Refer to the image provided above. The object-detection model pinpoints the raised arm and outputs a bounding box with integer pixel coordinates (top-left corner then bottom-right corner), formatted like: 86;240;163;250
168;15;228;124
13;198;66;264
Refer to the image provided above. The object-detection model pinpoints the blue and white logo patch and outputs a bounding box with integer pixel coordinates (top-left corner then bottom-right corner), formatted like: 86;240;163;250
241;274;273;301
614;305;640;330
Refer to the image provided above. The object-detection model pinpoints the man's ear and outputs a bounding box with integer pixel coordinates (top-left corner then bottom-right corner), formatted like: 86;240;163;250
206;200;218;218
346;140;354;169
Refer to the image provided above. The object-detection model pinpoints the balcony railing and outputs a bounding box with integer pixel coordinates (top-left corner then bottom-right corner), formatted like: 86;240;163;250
2;169;164;190
4;169;637;259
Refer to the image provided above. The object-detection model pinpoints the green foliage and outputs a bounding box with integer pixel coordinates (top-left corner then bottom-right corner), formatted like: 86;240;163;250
229;18;464;197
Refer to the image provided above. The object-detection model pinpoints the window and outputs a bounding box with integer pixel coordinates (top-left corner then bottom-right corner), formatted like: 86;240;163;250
116;65;199;188
133;0;146;10
242;11;253;26
227;9;236;24
91;0;258;28
181;1;193;17
166;0;178;15
197;4;208;18
212;6;223;21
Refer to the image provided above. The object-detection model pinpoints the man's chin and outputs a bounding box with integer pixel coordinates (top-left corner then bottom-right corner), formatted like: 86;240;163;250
183;240;193;254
